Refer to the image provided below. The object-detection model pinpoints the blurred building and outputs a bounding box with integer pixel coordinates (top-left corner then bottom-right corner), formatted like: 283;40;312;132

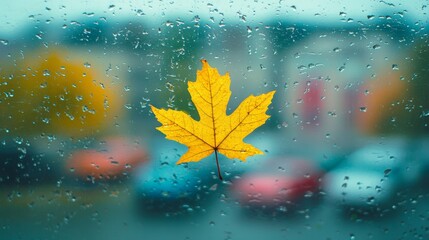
280;31;407;153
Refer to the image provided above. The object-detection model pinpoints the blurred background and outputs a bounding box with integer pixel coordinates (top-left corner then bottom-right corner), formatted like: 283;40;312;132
1;0;429;239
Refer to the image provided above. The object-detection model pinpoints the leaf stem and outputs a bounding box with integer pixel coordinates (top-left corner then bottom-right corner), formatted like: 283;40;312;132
215;150;223;181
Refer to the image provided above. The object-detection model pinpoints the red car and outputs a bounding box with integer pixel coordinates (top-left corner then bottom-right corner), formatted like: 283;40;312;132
67;137;148;181
232;157;323;209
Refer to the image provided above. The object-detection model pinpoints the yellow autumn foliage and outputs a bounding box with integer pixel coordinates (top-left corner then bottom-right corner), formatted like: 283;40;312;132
0;48;123;137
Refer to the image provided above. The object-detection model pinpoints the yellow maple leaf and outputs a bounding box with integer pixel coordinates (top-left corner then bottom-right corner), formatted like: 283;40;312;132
151;60;275;180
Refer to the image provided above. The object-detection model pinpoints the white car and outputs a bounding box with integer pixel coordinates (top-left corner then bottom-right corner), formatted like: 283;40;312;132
323;139;423;209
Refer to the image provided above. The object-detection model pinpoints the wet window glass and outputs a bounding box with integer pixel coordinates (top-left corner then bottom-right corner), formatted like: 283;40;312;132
1;1;429;239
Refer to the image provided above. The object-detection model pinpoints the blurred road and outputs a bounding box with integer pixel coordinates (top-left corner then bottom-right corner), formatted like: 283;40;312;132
1;182;428;240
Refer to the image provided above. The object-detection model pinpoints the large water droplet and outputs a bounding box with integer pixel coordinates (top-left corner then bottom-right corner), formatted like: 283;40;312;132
0;39;9;45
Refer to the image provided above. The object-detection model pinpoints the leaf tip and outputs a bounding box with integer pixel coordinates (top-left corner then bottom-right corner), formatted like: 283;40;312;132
200;59;210;69
264;90;276;104
176;158;187;165
149;104;158;112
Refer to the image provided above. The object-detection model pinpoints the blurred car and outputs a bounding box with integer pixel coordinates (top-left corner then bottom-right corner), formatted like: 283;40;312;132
323;139;423;211
133;139;217;214
231;157;324;212
0;138;60;185
66;137;148;182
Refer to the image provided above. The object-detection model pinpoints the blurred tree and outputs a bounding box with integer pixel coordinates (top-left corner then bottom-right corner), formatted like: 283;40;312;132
405;36;429;135
0;48;123;137
357;36;429;136
356;70;407;134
